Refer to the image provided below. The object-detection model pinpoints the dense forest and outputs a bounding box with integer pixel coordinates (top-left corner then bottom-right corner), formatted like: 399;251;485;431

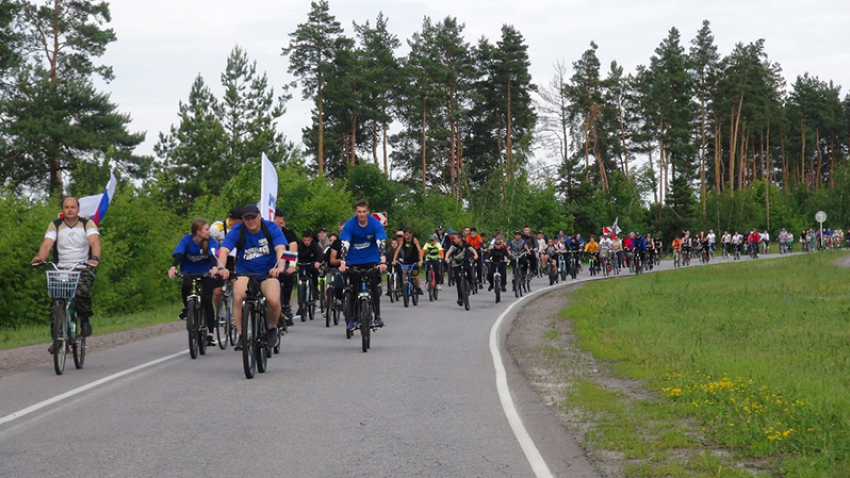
1;0;848;328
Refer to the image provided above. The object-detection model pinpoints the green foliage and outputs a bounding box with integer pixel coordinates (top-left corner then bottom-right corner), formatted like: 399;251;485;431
565;252;850;476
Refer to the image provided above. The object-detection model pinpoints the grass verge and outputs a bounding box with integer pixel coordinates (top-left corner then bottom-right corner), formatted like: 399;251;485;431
0;303;182;351
559;252;850;477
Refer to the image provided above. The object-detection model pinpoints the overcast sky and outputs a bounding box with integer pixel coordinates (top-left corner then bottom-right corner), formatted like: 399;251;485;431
100;0;850;162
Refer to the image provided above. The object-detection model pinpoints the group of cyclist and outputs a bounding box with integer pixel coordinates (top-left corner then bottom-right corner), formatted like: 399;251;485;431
37;194;840;363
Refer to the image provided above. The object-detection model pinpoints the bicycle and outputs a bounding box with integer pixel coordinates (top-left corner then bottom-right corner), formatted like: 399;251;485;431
176;272;213;360
217;278;233;350
345;266;382;352
557;252;568;281
701;246;710;264
235;273;271;379
722;243;730;260
317;265;328;317
486;258;508;303
398;262;419;308
323;268;340;328
296;262;317;322
587;252;597;277
683;248;691;266
451;260;471;311
734;244;741;261
673;249;681;268
36;262;90;375
425;260;440;302
633;250;643;275
548;256;559;285
510;252;527;298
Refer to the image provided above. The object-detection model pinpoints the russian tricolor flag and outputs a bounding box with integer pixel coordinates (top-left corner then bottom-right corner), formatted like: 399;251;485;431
281;250;298;263
78;172;117;226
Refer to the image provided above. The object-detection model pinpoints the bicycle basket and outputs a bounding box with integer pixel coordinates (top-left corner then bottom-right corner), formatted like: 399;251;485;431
46;270;82;298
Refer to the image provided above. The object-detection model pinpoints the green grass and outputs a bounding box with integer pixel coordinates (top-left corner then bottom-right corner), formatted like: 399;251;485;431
560;252;850;477
0;302;182;350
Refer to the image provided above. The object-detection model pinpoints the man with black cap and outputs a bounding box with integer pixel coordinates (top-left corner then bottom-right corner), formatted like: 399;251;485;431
210;207;243;273
274;208;298;326
218;205;294;351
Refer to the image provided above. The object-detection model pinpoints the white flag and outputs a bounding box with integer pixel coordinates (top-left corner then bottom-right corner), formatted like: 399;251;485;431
79;171;117;225
259;153;278;221
612;216;622;235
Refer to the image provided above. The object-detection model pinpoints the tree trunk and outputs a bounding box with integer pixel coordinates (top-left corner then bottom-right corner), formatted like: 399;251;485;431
505;80;513;183
382;119;389;175
421;102;427;196
729;107;735;196
714;120;722;193
830;137;836;188
618;109;628;179
317;84;325;177
584;116;590;183
815;129;822;192
700;97;707;215
372;120;379;168
648;146;658;204
781;133;787;190
800;118;806;191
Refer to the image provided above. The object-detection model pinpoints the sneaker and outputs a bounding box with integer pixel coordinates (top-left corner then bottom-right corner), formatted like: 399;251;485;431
437;285;442;291
266;327;279;349
488;284;494;291
374;316;384;327
285;318;295;327
48;343;54;354
478;283;483;290
346;318;359;331
80;319;92;337
416;287;424;295
206;335;217;346
457;299;463;306
178;309;187;320
334;299;343;309
283;306;294;320
501;286;507;292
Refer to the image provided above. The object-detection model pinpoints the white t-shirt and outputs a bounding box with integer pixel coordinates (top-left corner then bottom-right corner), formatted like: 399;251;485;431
721;233;731;244
707;233;716;244
45;219;98;266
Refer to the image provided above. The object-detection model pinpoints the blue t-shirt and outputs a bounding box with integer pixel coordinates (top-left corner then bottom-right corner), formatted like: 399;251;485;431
221;220;289;275
173;234;219;274
340;215;387;265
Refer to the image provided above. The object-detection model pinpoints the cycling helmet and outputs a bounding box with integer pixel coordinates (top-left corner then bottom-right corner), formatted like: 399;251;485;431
429;234;438;241
447;228;455;234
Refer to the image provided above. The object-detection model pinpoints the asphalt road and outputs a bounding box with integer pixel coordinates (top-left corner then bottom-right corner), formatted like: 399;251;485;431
0;252;772;478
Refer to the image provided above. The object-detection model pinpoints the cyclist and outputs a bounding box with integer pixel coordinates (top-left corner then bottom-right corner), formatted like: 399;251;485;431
392;226;424;295
747;230;761;257
653;235;663;260
295;229;325;317
707;229;716;257
584;235;599;273
317;226;331;250
632;232;647;269
487;237;510;292
444;232;478;306
274;208;299;327
32;197;101;353
327;221;347;309
536;230;548;275
671;235;682;264
681;233;692;264
218;204;293;351
761;230;770;253
721;230;732;257
339;200;388;330
521;226;538;276
609;234;623;270
731;231;743;257
168;219;220;346
466;227;485;289
421;234;444;290
210;207;241;319
509;230;532;277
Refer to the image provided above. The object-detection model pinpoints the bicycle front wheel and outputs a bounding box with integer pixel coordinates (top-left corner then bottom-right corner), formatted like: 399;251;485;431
53;300;67;375
187;299;199;360
216;298;230;350
462;276;470;311
256;315;267;374
242;303;256;379
360;298;371;353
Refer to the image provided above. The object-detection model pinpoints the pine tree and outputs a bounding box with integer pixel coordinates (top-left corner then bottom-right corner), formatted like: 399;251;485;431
154;75;228;208
282;0;344;177
220;45;290;167
688;20;720;213
2;0;144;198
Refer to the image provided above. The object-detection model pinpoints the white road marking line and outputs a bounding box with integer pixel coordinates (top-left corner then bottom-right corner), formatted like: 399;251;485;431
490;284;556;478
0;351;184;427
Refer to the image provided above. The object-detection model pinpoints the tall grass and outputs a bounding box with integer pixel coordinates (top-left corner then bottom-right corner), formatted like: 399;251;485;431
0;303;181;350
565;252;850;477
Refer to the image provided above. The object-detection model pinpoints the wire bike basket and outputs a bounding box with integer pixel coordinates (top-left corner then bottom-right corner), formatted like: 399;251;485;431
46;270;81;299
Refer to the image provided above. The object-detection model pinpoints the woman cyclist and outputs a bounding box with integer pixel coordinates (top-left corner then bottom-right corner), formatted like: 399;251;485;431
168;219;220;346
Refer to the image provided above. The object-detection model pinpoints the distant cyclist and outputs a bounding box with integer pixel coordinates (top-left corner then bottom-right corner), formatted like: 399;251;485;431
339;200;388;329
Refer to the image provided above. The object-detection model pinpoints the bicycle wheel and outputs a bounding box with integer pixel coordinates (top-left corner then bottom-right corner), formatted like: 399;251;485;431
318;279;326;315
72;323;86;370
387;273;395;303
197;304;208;356
187;299;199;360
242;303;256;379
325;286;332;328
513;270;520;298
360;298;371;353
216;298;229;350
412;280;419;306
256;315;267;374
297;283;307;322
402;280;410;308
308;287;315;321
428;270;435;302
462;276;470;311
494;275;501;303
53;300;67;375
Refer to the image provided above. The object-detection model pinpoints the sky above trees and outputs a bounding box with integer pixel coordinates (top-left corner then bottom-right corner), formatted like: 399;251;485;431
100;0;849;160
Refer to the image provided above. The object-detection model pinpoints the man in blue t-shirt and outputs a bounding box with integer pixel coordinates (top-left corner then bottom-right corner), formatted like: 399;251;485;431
339;199;388;329
218;204;293;350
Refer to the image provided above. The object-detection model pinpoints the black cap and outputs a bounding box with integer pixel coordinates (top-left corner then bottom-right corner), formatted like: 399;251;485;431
228;207;243;220
317;226;327;232
242;204;261;218
274;207;285;218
